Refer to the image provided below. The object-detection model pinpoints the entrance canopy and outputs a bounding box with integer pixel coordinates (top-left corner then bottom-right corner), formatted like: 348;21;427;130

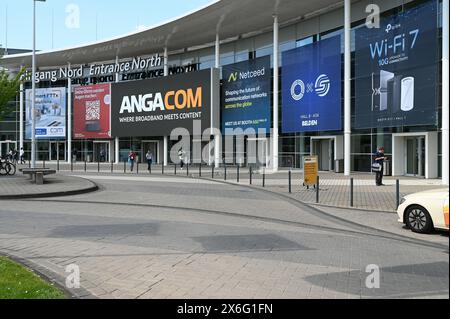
1;0;342;70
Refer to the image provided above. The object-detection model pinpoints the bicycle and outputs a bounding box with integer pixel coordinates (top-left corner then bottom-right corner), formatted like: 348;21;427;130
0;158;16;176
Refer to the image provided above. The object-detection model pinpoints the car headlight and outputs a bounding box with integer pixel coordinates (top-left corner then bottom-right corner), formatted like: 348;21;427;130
400;198;406;205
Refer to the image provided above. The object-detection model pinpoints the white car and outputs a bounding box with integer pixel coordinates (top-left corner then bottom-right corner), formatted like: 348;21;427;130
397;188;449;234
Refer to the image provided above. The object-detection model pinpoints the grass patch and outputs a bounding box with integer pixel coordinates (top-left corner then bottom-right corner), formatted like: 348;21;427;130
0;256;66;299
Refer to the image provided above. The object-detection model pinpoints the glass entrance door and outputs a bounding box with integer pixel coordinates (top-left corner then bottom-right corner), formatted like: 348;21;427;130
93;142;109;163
50;141;66;161
406;137;425;177
312;139;334;172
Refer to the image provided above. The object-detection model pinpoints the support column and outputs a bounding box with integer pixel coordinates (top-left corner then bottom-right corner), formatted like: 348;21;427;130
272;15;279;172
115;55;120;164
344;0;352;176
442;0;449;185
19;82;24;151
214;34;221;168
163;47;169;166
67;63;72;164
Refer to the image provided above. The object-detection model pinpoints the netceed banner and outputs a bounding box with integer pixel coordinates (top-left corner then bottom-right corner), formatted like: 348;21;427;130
221;56;271;134
111;69;219;137
25;87;67;139
73;84;111;139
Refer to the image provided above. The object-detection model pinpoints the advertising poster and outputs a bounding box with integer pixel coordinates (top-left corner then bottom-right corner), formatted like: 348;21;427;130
355;1;438;129
111;69;219;137
221;56;271;134
25;87;66;139
73;84;111;139
282;36;342;133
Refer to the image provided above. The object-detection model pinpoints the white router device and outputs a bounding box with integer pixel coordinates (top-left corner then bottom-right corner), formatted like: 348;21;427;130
401;77;415;112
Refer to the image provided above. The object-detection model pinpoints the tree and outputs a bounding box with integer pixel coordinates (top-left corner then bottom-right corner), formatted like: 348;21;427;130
0;55;25;121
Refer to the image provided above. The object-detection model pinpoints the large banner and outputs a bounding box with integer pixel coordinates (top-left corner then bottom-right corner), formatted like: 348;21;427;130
25;87;66;139
111;69;219;137
282;36;342;133
221;56;271;134
73;84;111;139
355;1;438;129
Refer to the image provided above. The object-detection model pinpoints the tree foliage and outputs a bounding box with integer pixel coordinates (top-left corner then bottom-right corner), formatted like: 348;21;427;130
0;55;25;121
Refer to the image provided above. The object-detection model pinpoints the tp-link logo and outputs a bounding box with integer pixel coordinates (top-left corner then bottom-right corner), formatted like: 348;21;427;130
228;72;238;82
315;74;331;97
385;24;393;33
291;79;305;101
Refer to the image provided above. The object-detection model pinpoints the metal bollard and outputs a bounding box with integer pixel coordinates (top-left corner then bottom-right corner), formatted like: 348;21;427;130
84;160;87;172
28;160;31;168
237;165;240;183
316;176;320;204
123;161;126;174
211;165;214;179
289;170;292;193
111;161;113;173
224;163;227;181
174;164;177;175
396;179;400;209
263;169;266;188
57;159;60;172
98;161;100;173
249;167;253;185
162;163;164;175
70;160;73;172
136;162;139;174
199;163;202;177
350;178;354;207
187;163;189;176
149;163;152;174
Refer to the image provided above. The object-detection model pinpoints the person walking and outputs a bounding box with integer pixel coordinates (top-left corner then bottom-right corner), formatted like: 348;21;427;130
178;148;186;170
128;150;136;172
20;148;25;164
72;149;78;163
373;147;388;186
146;151;153;171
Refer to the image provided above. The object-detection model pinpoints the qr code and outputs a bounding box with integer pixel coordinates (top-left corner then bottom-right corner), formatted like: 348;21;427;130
85;101;101;120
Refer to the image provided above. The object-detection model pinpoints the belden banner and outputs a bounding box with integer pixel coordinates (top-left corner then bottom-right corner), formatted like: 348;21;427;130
25;87;67;139
355;1;438;129
111;69;219;137
73;84;111;139
221;56;271;134
282;36;342;133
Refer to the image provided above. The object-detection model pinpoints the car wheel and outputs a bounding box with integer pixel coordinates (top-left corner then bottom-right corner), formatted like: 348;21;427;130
405;205;434;234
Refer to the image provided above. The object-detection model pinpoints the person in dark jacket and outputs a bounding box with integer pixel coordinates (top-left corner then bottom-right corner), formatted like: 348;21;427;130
374;147;388;186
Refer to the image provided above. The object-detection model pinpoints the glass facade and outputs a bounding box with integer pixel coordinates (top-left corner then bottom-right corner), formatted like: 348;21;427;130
0;0;444;178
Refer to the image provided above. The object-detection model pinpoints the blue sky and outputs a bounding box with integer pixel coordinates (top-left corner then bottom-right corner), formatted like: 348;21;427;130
0;0;213;51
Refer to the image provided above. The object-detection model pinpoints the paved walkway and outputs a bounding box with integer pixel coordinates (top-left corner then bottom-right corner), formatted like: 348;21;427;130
0;175;448;299
0;174;98;199
22;162;445;212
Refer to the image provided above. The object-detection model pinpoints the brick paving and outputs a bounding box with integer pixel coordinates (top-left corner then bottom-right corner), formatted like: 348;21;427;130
0;174;97;199
15;162;446;213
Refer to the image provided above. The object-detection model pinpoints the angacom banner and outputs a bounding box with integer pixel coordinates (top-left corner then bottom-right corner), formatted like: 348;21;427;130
111;69;220;137
73;84;111;139
355;1;438;129
25;87;66;139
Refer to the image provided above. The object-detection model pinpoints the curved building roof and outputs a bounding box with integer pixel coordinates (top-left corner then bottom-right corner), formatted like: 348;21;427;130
1;0;343;70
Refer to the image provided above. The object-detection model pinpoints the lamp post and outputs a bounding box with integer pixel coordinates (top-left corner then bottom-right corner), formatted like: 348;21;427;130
31;0;46;169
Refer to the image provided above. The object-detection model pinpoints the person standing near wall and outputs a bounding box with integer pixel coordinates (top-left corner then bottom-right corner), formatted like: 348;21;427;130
374;147;388;186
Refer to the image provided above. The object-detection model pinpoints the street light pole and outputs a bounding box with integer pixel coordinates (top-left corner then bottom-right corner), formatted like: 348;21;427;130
31;0;45;169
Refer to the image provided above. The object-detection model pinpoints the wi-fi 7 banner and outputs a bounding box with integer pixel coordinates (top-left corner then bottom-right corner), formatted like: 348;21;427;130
355;1;439;129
